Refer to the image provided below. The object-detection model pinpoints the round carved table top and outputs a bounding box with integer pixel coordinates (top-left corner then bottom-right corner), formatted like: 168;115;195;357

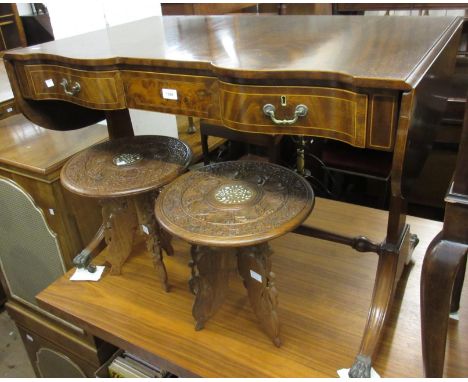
61;135;192;198
155;161;314;247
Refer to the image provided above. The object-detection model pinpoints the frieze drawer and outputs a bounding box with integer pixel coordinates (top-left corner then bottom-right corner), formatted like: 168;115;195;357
22;65;126;110
123;71;220;119
220;82;369;148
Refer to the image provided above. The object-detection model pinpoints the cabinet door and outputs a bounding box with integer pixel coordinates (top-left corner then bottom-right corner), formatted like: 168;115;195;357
0;176;65;309
17;325;97;378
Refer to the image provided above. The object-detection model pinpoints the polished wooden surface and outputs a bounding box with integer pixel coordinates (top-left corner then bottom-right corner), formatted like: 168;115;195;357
60;135;191;198
37;197;468;377
23;64;126;110
155;161;314;247
4;16;461;89
219;82;369;147
0;114;107;177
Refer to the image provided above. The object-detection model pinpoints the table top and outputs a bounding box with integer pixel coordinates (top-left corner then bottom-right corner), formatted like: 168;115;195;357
60;135;192;198
4;15;462;90
155;161;314;246
37;197;468;378
0;114;108;177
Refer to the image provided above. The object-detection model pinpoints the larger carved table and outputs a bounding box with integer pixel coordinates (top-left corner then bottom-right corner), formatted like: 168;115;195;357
3;15;464;377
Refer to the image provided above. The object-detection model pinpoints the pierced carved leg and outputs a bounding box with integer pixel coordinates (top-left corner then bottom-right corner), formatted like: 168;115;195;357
349;225;415;378
421;234;468;377
102;198;138;275
237;243;281;347
133;193;169;292
159;226;174;257
189;245;231;331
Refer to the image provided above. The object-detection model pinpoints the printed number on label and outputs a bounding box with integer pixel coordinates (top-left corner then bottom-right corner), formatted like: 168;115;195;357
162;88;178;100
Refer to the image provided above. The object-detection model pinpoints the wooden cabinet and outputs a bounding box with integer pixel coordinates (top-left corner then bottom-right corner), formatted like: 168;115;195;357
0;113;112;377
9;301;115;378
0;4;26;52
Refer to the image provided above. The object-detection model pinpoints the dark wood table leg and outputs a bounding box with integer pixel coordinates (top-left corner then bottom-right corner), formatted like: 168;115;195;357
349;215;418;377
101;198;138;275
420;99;468;378
189;245;231;331
133;193;170;292
105;109;135;139
421;233;468;377
237;243;281;347
450;251;467;313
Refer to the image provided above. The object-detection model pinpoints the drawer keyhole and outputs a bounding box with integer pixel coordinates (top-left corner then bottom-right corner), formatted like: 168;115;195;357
280;95;287;106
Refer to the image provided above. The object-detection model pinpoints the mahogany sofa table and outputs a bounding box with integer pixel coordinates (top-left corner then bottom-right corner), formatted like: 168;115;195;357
4;15;464;377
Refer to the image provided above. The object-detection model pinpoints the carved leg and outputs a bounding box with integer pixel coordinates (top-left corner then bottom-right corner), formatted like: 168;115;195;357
349;225;413;377
237;243;281;347
421;234;468;377
158;225;174;257
133;194;169;292
101;198;138;275
189;245;231;331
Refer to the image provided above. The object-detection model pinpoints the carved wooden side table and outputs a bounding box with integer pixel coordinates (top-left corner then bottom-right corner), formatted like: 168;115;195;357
61;135;192;291
155;161;314;345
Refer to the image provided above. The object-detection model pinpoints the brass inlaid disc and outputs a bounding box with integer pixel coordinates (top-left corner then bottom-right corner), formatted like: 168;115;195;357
213;183;256;205
155;161;315;247
61;135;192;198
112;153;143;166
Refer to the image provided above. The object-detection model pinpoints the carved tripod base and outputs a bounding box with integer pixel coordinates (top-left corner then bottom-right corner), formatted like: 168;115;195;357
102;192;173;291
189;243;281;347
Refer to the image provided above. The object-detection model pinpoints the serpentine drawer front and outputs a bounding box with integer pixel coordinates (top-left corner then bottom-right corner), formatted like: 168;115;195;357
220;82;370;148
123;71;220;119
22;65;126;110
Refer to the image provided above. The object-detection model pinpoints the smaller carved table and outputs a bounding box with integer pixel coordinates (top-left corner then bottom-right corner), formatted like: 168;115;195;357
155;161;314;345
61;135;192;291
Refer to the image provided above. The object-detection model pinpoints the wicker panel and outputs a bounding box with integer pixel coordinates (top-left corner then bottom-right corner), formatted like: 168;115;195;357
0;177;65;307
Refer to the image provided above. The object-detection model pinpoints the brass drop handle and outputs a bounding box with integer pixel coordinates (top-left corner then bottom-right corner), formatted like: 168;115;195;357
263;103;308;125
60;78;81;96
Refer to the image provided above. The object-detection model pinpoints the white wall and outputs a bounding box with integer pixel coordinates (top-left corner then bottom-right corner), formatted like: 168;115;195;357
16;3;34;16
45;1;179;138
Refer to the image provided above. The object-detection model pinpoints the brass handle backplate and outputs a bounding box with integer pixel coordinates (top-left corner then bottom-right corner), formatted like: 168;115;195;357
263;103;308;125
60;78;81;96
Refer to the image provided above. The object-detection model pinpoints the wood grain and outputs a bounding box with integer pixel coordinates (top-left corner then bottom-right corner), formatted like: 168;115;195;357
4;16;462;89
219;82;368;147
22;64;126;110
36;198;468;378
0;113;108;179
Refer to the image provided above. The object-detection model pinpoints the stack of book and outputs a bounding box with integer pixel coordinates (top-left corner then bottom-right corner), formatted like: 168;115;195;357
108;351;172;378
